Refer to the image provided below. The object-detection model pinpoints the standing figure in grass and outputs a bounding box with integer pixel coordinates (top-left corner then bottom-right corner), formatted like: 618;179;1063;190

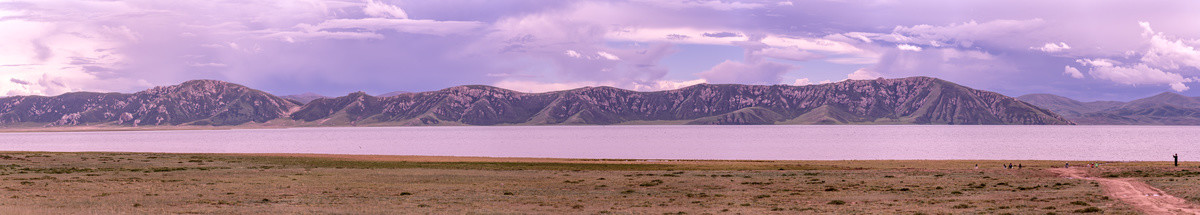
1174;154;1179;167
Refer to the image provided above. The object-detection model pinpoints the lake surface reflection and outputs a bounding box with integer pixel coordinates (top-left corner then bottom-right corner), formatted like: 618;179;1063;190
1;125;1196;161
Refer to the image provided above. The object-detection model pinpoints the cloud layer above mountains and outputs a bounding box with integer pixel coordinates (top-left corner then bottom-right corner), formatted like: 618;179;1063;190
2;0;1200;101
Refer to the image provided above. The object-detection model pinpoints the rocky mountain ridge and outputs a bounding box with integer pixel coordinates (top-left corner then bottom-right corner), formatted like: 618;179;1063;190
292;76;1069;126
0;80;299;126
0;77;1073;127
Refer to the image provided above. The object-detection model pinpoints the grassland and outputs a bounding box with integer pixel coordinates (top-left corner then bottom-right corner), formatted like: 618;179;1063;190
3;152;1191;214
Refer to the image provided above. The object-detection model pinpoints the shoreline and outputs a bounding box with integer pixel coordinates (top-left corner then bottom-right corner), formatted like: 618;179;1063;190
6;123;1200;133
0;151;1181;169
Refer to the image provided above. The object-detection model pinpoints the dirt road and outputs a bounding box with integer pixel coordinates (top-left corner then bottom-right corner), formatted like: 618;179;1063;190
1048;168;1200;214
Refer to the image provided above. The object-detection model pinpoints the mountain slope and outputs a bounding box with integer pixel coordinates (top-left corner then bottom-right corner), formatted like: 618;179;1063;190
0;77;1073;127
1020;92;1200;125
0;80;299;127
1016;94;1123;117
291;77;1072;126
282;93;328;104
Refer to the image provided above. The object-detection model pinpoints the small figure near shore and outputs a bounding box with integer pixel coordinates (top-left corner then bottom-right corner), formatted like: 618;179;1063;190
974;164;978;169
1174;154;1179;167
1017;164;1022;169
1065;162;1069;168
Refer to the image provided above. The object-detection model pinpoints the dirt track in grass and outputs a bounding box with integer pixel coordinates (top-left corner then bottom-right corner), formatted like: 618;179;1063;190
1049;167;1200;214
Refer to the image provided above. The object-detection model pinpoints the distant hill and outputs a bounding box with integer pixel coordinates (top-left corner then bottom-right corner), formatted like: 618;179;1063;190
0;80;299;126
0;77;1073;128
282;93;328;104
1015;94;1123;118
1019;92;1200;125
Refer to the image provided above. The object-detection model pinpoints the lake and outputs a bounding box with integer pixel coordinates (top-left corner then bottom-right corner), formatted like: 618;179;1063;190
1;125;1197;161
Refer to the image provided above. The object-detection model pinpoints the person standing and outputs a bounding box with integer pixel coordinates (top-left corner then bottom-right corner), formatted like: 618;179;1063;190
1174;154;1179;167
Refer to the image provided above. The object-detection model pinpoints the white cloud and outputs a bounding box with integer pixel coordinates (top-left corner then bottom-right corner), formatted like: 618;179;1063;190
565;50;581;58
1077;58;1193;92
265;2;482;42
633;79;707;91
1138;22;1200;71
297;18;484;36
847;68;883;80
883;19;1046;49
264;31;385;41
1064;65;1084;79
596;51;620;60
791;78;811;86
493;79;705;93
606;27;749;45
778;1;794;6
190;62;228;67
761;36;872;56
364;0;409;19
632;0;766;11
697;60;792;84
897;44;922;51
755;47;823;61
0;10;138;96
1034;42;1071;53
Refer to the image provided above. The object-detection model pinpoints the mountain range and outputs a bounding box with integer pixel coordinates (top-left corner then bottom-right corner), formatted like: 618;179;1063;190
0;77;1072;128
1018;92;1200;125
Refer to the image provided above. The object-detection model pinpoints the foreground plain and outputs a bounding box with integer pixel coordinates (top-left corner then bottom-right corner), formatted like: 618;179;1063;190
4;153;1199;214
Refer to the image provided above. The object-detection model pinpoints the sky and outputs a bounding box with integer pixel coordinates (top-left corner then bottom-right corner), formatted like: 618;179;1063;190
2;0;1200;101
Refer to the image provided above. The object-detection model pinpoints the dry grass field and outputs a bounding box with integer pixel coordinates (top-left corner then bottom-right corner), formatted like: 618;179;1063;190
3;152;1193;214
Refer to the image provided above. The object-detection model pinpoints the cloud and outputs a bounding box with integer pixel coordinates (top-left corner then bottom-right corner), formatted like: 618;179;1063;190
1064;65;1084;79
493;79;705;93
364;0;408;19
292;18;485;37
607;27;749;45
897;44;922;51
264;31;385;42
10;78;30;85
847;68;882;80
791;78;810;85
632;0;766;11
1138;22;1200;71
755;47;823;61
777;1;794;6
1034;42;1071;53
760;36;873;56
564;50;581;58
596;51;620;60
883;19;1046;49
697;60;792;84
1077;58;1193;92
703;32;741;38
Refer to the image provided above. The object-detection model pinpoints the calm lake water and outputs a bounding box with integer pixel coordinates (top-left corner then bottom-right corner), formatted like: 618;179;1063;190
1;125;1198;161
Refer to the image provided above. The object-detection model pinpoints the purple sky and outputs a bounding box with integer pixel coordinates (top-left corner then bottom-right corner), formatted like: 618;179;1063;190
2;0;1200;101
